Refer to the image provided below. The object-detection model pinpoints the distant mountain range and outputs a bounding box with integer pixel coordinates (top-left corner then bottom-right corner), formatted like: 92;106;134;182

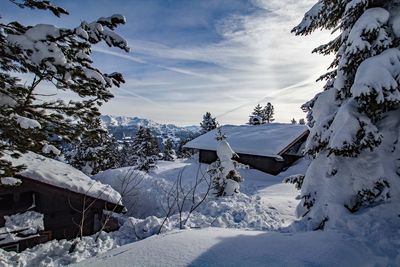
100;115;201;147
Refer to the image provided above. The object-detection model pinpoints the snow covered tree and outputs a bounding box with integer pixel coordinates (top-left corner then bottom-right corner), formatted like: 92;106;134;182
0;0;129;178
292;0;400;230
162;138;175;161
208;129;243;197
291;118;297;124
66;118;120;175
249;104;263;125
252;104;263;117
249;103;274;124
176;138;193;158
262;102;275;123
200;112;218;133
131;127;160;172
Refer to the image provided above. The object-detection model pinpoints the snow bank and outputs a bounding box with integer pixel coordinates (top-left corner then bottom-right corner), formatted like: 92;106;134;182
93;165;175;218
0;231;129;267
184;123;307;157
3;211;44;236
76;228;385;267
3;151;122;205
0;211;44;246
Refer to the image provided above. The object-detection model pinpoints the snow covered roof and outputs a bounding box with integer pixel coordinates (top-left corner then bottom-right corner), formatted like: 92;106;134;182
3;152;122;206
184;124;308;158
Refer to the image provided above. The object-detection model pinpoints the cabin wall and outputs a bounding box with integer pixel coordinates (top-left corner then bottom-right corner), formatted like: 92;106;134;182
199;149;301;175
0;178;112;248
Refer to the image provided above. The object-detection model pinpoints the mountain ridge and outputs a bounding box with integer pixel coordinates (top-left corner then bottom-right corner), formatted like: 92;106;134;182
100;115;201;145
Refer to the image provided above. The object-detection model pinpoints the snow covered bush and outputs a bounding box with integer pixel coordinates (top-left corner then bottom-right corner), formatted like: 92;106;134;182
292;0;400;230
208;130;244;197
0;0;129;178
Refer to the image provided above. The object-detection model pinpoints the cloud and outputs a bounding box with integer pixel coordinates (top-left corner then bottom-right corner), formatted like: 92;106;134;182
92;47;229;82
102;0;333;125
33;0;334;125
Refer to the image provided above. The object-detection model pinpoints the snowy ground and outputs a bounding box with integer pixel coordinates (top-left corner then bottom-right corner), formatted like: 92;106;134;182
1;158;398;266
76;228;373;267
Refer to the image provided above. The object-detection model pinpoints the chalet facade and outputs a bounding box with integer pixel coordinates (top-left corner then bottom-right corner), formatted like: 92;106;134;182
184;124;308;175
0;152;124;252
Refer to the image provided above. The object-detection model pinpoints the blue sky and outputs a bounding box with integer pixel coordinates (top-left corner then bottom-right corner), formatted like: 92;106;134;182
1;0;332;126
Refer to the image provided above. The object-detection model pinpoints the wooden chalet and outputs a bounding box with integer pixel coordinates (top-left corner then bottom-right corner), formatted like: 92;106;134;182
0;152;124;252
184;123;309;175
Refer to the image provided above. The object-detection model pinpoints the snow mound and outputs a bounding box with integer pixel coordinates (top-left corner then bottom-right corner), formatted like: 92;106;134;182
76;228;385;267
93;166;174;218
3;211;44;236
0;211;44;246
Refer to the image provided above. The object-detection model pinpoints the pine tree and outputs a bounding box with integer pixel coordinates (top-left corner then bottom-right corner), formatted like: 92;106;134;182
291;118;297;124
262;102;275;123
292;0;400;230
298;118;305;125
252;104;264;117
249;104;264;125
176;138;192;158
66;118;120;175
131;127;160;172
200;112;218;133
118;139;136;167
0;0;129;178
249;103;274;124
162;138;175;161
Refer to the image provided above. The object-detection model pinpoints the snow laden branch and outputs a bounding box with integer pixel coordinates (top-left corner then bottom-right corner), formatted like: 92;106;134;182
292;0;400;230
0;1;130;178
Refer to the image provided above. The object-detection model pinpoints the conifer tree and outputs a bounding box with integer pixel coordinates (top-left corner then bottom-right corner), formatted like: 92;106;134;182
298;118;305;125
262;102;275;123
291;118;297;124
249;103;274;124
200;112;218;133
249;104;264;125
131;127;160;172
162;138;175;161
66;118;120;175
0;0;129;177
252;104;264;117
176;138;192;158
118;139;136;167
292;0;400;230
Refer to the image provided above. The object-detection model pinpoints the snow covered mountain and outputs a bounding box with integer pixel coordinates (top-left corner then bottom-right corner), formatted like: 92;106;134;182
100;115;201;145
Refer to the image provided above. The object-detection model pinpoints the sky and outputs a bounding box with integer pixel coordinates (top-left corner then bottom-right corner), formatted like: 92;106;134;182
1;0;333;126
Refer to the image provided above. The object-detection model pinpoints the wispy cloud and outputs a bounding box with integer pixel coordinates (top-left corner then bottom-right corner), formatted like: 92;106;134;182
92;47;229;82
4;0;334;125
99;0;332;125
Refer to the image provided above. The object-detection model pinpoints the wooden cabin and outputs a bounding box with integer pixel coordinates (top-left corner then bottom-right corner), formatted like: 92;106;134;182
0;152;124;252
184;124;308;175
